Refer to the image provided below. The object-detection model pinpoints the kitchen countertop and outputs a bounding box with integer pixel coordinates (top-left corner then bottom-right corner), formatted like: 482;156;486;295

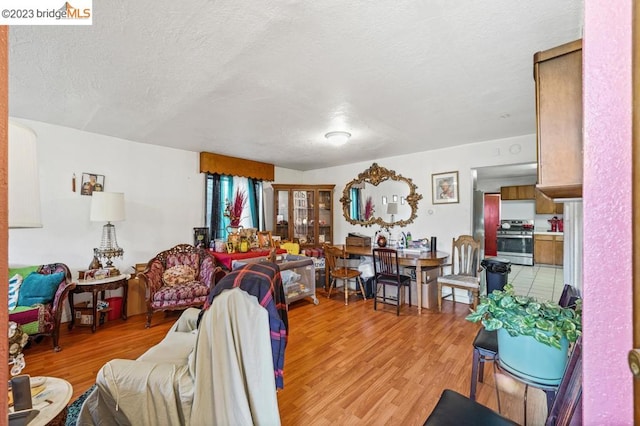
534;231;564;236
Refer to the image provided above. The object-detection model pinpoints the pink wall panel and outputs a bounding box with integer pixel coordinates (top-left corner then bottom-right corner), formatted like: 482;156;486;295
583;1;633;424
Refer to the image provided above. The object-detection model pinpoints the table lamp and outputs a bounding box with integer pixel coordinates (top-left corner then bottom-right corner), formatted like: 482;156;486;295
90;192;125;274
386;202;398;223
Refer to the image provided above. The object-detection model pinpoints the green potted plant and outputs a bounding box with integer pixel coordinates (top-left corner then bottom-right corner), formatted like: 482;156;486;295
466;284;582;385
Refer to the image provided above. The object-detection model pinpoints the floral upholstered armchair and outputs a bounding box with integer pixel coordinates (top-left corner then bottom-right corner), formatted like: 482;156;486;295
8;263;75;352
138;244;224;328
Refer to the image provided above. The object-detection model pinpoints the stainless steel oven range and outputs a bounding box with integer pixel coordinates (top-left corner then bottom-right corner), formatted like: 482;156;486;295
496;219;534;266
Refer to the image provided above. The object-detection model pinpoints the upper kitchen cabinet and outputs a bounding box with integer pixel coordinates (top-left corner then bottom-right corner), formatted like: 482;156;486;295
534;39;582;199
535;189;564;214
500;185;535;200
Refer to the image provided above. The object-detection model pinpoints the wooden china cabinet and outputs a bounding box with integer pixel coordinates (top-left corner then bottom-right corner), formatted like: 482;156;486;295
272;184;335;249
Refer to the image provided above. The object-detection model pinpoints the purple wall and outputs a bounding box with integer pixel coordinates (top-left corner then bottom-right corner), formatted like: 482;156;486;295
583;1;634;424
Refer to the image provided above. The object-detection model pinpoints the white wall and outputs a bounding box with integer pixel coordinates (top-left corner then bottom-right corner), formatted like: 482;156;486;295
500;200;535;221
302;134;537;252
8;119;205;275
9;120;537;313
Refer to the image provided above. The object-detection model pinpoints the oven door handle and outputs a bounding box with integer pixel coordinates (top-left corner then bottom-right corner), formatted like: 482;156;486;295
497;235;533;239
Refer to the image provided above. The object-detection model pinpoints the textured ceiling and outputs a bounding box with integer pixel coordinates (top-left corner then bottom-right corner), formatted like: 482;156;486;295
8;1;583;171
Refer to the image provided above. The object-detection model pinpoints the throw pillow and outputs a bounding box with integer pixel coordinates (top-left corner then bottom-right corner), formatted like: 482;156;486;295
162;265;197;287
8;274;23;310
17;272;65;306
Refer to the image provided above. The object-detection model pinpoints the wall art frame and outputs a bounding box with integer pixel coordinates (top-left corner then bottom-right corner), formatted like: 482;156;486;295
80;172;105;196
432;171;459;204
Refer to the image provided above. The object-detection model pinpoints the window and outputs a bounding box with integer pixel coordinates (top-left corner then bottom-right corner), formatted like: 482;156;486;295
205;174;264;241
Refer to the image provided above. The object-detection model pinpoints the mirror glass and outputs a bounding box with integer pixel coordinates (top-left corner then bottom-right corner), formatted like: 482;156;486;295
340;163;422;228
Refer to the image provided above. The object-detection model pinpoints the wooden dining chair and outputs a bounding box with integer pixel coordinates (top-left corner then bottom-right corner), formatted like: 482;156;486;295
372;248;412;315
323;244;366;305
436;235;481;312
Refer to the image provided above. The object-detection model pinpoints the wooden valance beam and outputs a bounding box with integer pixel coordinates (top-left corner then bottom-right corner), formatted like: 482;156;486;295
199;152;274;181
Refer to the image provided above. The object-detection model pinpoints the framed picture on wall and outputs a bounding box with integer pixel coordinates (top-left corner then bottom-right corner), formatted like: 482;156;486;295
80;173;105;196
432;171;459;204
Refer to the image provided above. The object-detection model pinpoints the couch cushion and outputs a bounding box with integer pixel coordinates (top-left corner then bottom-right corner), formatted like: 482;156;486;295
8;274;23;310
17;272;65;306
8;265;39;279
162;265;197;287
9;305;44;335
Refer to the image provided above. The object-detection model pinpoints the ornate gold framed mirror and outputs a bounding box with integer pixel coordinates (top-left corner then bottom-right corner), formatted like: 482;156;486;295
340;163;422;228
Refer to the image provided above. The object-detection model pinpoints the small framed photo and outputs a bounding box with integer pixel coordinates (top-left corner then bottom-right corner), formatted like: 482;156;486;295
432;171;459;204
382;196;388;205
392;195;398;202
257;231;274;249
80;173;105;196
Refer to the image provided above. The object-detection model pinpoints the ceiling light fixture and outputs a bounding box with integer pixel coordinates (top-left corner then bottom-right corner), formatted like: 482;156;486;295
324;131;351;146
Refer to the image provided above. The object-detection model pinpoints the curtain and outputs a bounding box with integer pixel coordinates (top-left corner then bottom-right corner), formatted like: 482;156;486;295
350;187;361;220
206;174;222;240
206;174;263;240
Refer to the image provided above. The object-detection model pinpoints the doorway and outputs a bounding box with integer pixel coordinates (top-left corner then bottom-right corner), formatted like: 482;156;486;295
484;193;500;256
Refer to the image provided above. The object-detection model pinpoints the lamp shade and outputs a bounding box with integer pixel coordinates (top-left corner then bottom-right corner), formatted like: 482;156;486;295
90;192;125;222
386;202;398;215
8;122;42;228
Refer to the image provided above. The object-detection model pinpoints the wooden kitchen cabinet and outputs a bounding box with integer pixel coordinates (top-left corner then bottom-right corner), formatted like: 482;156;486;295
500;185;536;200
534;39;582;199
554;235;564;266
534;234;555;265
535;189;564;214
272;184;335;249
534;234;563;266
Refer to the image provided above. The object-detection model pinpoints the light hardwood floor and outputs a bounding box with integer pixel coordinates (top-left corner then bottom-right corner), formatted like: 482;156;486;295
21;290;546;425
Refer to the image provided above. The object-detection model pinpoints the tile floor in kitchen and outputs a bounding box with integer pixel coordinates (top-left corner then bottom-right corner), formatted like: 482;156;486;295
507;264;564;302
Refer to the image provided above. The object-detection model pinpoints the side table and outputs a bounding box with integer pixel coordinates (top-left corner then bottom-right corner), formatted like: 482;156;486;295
68;274;131;333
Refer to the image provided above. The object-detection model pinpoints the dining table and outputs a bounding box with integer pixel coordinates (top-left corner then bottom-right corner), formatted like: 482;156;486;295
340;245;449;314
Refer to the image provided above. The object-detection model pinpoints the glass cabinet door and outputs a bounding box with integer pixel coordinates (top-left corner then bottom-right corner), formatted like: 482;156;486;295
293;190;314;245
272;184;334;248
275;190;290;241
318;189;332;245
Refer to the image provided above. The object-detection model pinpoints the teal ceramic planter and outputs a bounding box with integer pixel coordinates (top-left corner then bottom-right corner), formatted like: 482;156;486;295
497;328;569;386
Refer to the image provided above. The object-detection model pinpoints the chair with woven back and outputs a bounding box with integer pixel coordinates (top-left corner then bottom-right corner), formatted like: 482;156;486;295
436;235;481;312
323;244;366;305
424;336;583;426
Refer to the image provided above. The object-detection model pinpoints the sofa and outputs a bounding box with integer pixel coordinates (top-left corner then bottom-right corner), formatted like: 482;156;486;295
78;262;288;425
8;263;75;352
137;244;225;328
